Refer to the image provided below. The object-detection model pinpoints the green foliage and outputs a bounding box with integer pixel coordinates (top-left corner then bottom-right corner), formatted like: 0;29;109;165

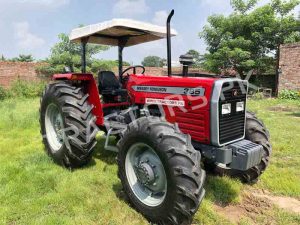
231;0;258;13
10;54;34;62
8;80;46;98
279;89;300;100
200;0;300;77
141;56;164;67
0;80;45;100
91;59;130;74
37;33;109;76
0;86;7;100
91;60;113;73
186;49;203;68
0;55;5;61
252;92;265;100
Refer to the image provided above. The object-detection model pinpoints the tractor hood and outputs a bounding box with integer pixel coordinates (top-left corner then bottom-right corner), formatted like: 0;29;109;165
127;74;218;111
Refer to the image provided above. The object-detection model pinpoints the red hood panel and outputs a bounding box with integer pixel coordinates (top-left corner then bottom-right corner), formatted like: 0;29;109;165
127;74;217;111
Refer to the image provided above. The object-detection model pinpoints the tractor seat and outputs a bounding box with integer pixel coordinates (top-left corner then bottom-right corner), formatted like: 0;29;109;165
98;71;127;96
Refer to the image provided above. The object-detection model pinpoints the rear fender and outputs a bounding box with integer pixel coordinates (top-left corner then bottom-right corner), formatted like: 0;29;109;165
53;73;103;125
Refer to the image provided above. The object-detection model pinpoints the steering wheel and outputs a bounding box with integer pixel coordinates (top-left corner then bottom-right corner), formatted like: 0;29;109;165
121;65;145;82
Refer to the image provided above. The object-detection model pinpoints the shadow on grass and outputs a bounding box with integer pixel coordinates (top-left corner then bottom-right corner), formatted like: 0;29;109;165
113;183;130;202
92;138;117;165
204;175;242;206
111;174;242;210
289;112;300;117
91;137;242;207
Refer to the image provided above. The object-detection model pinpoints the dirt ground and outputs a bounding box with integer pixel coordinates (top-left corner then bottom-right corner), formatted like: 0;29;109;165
214;189;300;224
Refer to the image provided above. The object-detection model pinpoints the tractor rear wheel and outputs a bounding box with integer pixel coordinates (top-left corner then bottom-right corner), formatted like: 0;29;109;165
40;81;98;168
117;117;205;225
205;111;271;183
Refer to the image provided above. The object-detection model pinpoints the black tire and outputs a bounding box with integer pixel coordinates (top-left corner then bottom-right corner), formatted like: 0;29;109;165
205;111;271;183
40;81;98;168
117;117;206;225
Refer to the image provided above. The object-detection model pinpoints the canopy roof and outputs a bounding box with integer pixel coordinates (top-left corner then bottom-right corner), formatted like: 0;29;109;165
69;19;177;47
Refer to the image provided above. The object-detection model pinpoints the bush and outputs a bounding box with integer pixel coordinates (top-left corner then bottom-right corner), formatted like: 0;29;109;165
0;85;7;100
9;80;46;98
251;92;264;100
279;90;300;100
91;60;114;74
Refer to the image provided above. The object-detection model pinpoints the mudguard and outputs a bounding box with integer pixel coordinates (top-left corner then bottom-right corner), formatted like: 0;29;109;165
53;73;104;125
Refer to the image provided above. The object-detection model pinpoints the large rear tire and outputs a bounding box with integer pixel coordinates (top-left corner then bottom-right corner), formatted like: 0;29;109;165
40;81;98;168
117;117;206;225
205;111;271;183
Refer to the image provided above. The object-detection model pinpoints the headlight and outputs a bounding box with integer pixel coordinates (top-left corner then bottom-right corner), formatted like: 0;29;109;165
236;101;244;112
222;103;231;115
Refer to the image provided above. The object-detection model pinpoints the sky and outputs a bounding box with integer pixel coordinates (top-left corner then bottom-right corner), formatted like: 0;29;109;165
0;0;299;64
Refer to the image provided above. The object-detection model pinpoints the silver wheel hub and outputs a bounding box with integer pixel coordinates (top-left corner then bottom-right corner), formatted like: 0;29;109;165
45;103;64;152
135;162;156;186
125;143;167;207
54;118;63;141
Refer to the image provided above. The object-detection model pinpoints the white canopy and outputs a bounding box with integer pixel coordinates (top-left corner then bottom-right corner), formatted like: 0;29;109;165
69;19;177;47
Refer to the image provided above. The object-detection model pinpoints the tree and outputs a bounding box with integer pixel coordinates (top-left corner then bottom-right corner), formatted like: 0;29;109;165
11;54;34;62
186;49;203;68
142;56;164;67
0;55;5;61
91;59;130;74
38;33;109;76
230;0;258;14
200;0;300;79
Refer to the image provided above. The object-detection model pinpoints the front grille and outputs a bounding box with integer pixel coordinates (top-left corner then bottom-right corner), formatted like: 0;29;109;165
218;81;247;144
174;108;209;143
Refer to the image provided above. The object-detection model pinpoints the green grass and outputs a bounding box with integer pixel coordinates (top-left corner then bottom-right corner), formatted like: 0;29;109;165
247;99;300;198
0;98;299;225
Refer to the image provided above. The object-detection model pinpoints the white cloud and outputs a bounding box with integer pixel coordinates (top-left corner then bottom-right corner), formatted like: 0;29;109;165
152;10;168;26
13;22;45;50
113;0;149;17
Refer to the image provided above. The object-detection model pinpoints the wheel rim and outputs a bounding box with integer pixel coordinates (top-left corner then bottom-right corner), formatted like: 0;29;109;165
45;103;64;152
125;143;167;207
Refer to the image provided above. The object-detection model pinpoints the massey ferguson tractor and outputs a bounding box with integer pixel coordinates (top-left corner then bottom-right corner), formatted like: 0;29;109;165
40;10;271;225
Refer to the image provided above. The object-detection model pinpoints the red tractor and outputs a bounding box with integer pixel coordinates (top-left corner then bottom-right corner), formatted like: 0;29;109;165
40;10;271;225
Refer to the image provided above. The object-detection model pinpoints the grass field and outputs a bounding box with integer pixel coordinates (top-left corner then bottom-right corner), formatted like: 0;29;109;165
0;98;299;225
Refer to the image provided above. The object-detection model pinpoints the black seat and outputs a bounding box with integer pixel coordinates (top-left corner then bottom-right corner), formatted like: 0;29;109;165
98;71;127;101
98;71;127;95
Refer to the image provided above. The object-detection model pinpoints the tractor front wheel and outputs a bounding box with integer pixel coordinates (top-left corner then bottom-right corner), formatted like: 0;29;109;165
227;111;272;183
204;111;271;183
117;117;205;225
40;81;98;168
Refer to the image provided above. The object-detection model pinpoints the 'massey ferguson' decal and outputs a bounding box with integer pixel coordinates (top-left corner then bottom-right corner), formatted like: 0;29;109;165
146;98;185;107
132;85;205;96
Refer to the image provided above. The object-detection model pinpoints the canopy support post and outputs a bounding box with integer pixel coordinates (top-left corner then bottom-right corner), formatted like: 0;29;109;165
81;37;89;74
118;45;124;81
118;37;129;82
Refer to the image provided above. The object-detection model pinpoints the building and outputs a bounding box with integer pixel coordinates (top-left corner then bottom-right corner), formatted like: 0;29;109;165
279;43;300;91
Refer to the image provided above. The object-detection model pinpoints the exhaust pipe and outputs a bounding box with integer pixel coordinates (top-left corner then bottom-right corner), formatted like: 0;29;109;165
167;10;174;77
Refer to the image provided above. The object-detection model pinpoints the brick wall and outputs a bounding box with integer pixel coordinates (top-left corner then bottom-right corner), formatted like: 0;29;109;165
279;43;300;91
0;62;212;88
0;62;46;88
